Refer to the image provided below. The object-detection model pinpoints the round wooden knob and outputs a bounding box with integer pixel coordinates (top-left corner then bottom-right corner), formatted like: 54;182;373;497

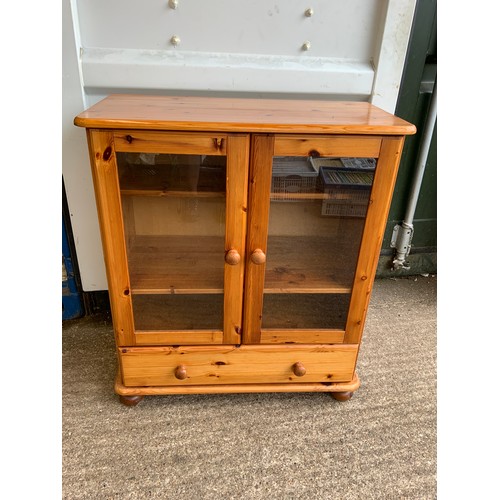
292;362;306;377
174;365;188;380
225;249;241;265
250;249;266;265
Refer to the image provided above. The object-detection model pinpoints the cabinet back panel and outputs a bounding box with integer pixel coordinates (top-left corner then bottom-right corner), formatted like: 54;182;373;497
131;294;224;332
130;197;226;236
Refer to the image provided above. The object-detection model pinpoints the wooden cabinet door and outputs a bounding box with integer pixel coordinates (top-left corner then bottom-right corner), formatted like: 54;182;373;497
87;130;249;346
243;134;404;345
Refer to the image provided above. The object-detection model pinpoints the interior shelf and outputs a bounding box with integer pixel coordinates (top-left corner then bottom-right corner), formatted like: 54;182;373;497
128;236;225;294
121;189;225;198
265;236;357;294
127;235;358;295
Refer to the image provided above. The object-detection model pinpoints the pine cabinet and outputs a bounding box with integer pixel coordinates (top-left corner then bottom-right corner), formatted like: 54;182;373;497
75;95;415;405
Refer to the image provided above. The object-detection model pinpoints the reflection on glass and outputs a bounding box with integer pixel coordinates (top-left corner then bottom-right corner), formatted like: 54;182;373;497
261;156;376;332
117;153;226;331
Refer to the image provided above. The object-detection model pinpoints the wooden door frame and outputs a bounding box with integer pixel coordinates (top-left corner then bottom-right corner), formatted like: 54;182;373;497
88;129;250;346
242;134;275;344
87;129;135;346
344;136;406;344
242;134;405;345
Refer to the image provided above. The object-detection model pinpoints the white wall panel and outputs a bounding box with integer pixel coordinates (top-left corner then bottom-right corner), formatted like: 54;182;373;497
62;0;416;291
76;0;382;58
63;0;107;290
82;48;374;96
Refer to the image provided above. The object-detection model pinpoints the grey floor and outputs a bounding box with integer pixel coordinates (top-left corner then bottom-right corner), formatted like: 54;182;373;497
62;276;437;499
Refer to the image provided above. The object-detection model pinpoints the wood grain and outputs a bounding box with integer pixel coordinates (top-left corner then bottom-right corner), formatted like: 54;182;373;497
243;135;275;343
344;136;406;344
113;130;226;154
260;329;345;344
126;235;225;293
274;135;382;158
134;331;223;345
118;344;358;386
115;370;361;395
223;134;250;343
75;94;416;135
78;95;414;401
125;233;362;295
86;130;135;346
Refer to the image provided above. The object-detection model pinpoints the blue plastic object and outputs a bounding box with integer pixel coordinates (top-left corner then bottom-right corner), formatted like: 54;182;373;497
62;216;83;320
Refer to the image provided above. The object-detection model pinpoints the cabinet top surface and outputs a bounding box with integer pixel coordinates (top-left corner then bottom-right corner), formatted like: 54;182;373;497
74;94;416;135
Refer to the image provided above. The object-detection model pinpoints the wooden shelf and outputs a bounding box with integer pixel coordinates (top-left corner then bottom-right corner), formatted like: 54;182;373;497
127;235;358;295
270;192;329;201
128;236;225;294
121;189;225;198
265;236;357;294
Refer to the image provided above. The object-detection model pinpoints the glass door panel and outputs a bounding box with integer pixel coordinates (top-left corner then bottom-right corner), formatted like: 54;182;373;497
117;152;227;332
261;156;376;332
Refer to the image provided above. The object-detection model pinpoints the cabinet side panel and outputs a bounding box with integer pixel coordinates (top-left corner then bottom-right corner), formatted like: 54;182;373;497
242;134;275;343
224;135;250;343
344;136;405;344
87;129;135;345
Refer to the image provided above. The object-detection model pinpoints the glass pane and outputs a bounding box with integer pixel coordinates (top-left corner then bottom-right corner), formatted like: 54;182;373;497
117;152;226;331
262;156;376;331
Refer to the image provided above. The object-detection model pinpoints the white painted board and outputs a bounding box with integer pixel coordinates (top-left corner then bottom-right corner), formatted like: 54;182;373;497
63;0;416;291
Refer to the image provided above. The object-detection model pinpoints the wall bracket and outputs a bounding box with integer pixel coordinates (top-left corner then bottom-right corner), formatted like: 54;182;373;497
391;222;414;270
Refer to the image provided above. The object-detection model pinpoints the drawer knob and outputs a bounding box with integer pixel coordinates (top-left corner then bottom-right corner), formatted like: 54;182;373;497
225;249;241;265
292;362;306;377
250;249;266;265
174;365;188;380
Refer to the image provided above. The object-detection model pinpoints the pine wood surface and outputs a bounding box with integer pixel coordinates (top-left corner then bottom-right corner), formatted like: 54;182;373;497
223;134;250;343
75;94;416;135
243;134;276;343
134;331;223;345
344;137;405;344
86;130;135;346
113;131;227;155
126;232;359;295
260;329;345;344
127;235;225;294
114;369;360;395
118;344;358;387
264;235;358;293
78;96;413;392
274;135;382;158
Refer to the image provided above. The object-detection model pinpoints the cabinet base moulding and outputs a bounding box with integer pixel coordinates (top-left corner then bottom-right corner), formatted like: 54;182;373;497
114;370;360;399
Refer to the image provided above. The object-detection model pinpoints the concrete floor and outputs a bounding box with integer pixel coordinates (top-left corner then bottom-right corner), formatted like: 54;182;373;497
62;276;437;499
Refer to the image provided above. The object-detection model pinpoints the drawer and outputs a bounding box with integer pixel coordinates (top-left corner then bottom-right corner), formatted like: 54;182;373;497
118;344;358;387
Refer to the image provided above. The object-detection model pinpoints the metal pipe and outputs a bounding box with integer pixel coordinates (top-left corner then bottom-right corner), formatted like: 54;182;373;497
392;80;437;270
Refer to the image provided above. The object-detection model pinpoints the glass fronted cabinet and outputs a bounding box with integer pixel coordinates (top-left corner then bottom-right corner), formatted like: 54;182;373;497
75;95;415;405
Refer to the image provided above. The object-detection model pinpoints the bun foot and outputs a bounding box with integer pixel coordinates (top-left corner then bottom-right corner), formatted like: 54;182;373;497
330;391;354;402
119;395;144;406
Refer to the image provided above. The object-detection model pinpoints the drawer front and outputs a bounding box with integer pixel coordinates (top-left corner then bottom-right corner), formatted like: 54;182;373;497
119;345;358;387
